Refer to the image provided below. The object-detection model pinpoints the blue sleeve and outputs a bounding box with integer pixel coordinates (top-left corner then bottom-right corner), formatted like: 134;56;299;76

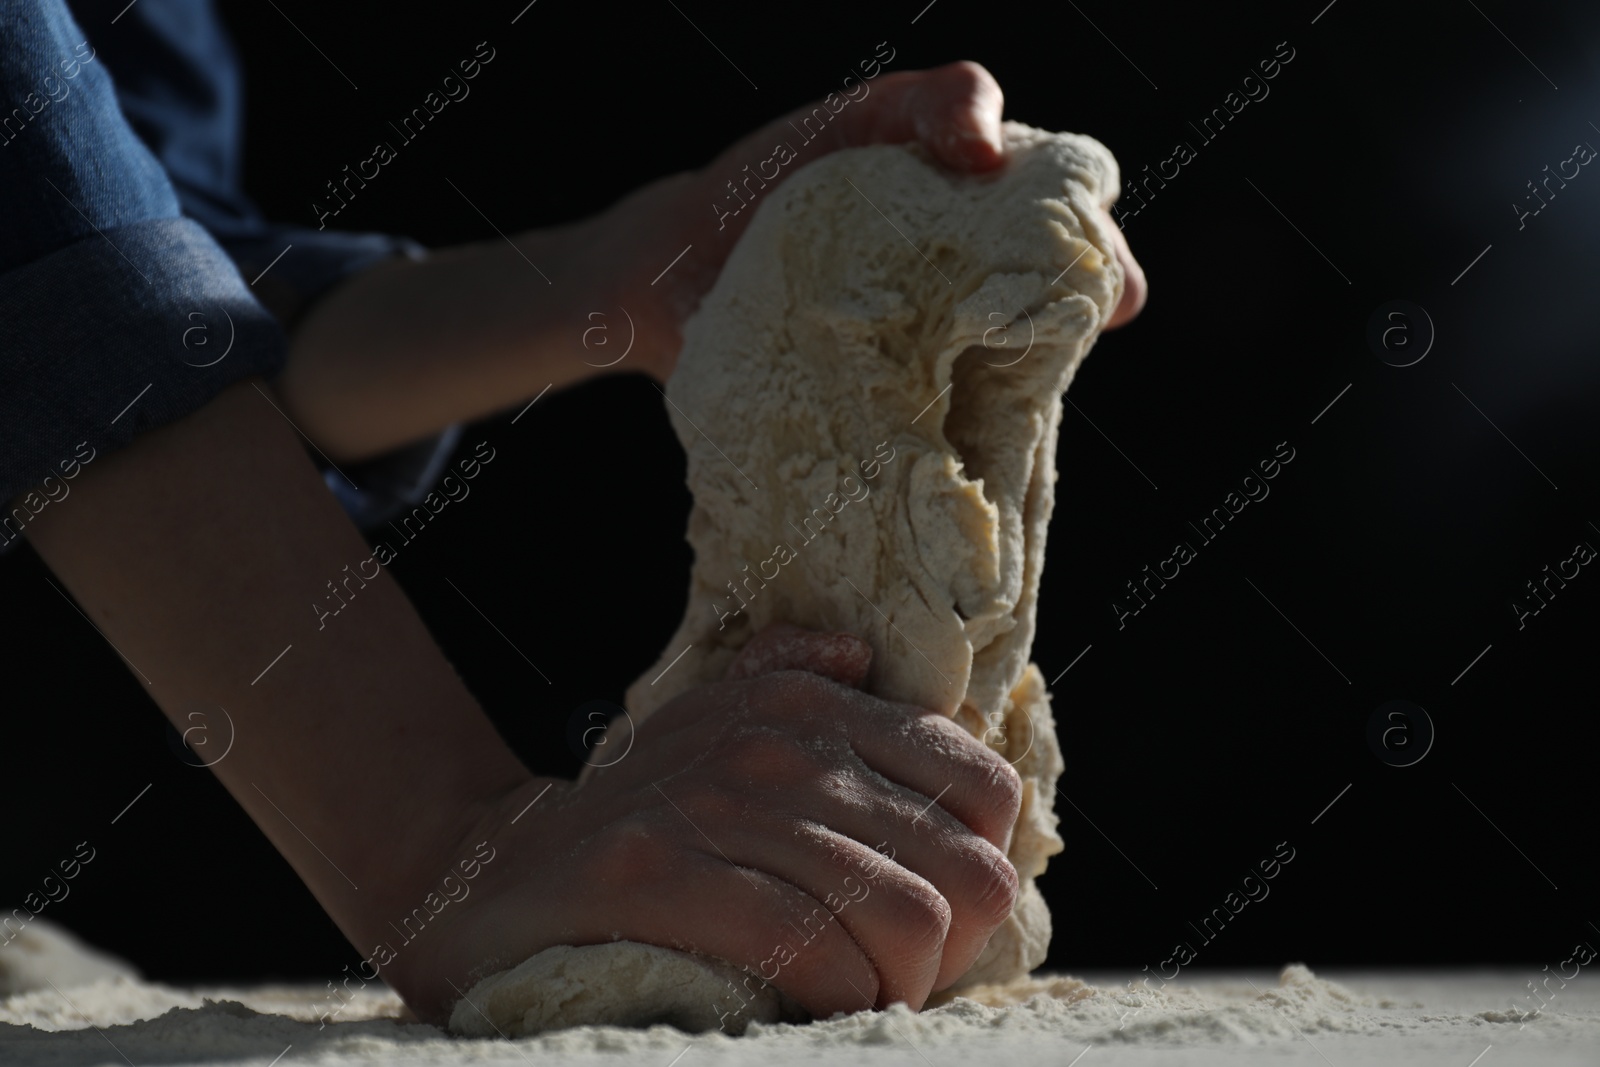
68;0;463;528
0;0;458;555
0;0;286;548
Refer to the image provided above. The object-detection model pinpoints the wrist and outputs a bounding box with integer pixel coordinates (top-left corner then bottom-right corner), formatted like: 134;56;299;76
375;775;576;1017
568;169;709;384
332;763;537;975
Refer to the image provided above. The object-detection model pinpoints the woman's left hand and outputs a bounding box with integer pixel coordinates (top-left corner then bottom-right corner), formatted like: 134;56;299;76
577;60;1146;383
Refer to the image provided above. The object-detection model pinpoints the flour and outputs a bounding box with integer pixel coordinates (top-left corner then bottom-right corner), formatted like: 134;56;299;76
0;917;138;997
10;964;1600;1067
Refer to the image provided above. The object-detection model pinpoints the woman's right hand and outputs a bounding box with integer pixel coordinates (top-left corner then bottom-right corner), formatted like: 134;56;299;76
399;626;1022;1026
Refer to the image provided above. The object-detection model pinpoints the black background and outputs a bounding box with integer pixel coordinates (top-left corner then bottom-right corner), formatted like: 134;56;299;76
4;0;1597;987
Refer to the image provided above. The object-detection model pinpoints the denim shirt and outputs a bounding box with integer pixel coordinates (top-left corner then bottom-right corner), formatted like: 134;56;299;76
0;0;459;552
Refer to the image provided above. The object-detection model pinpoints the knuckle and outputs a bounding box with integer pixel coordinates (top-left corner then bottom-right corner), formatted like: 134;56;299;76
944;60;1001;102
717;727;799;775
674;777;742;823
960;740;1023;840
991;757;1024;821
892;881;953;959
943;59;984;87
592;816;676;886
934;733;1024;842
746;668;837;713
712;727;840;797
968;846;1020;925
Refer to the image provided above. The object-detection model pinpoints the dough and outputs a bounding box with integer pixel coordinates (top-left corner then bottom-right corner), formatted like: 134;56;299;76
449;942;804;1036
451;121;1123;1035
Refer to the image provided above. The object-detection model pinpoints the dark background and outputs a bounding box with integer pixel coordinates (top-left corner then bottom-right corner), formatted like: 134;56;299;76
4;0;1597;986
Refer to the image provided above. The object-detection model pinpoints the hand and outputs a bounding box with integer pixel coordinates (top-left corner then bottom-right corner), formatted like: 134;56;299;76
577;60;1146;382
277;62;1144;462
396;625;1022;1026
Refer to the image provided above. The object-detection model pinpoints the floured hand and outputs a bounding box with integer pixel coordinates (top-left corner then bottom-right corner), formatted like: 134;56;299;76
402;624;1021;1027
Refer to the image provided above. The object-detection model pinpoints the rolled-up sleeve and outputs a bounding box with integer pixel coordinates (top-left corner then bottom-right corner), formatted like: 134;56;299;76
0;218;288;496
1;0;459;552
218;225;466;529
0;0;286;536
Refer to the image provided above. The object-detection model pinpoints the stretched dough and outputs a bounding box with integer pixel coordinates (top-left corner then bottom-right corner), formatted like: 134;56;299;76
451;121;1123;1036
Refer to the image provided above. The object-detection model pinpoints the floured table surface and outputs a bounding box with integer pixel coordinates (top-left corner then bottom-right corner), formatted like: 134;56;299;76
4;964;1596;1066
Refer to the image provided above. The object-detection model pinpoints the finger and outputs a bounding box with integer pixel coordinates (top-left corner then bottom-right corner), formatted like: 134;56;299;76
786;772;1020;992
716;820;952;1010
848;708;1024;853
828;61;1006;171
705;62;1006;184
575;824;881;1023
724;623;873;687
703;672;1023;850
640;700;1011;999
1100;209;1148;329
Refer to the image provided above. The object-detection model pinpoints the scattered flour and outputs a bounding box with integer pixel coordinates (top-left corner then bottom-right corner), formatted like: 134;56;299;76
0;917;139;996
6;961;1599;1066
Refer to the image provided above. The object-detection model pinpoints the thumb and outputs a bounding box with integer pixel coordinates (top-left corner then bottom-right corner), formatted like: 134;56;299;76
724;622;873;688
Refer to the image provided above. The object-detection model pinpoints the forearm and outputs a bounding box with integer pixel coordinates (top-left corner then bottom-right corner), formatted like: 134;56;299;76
23;378;536;952
277;174;697;463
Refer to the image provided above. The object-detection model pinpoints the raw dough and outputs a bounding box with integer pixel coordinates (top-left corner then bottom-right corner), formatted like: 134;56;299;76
449;942;803;1036
451;121;1123;1035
